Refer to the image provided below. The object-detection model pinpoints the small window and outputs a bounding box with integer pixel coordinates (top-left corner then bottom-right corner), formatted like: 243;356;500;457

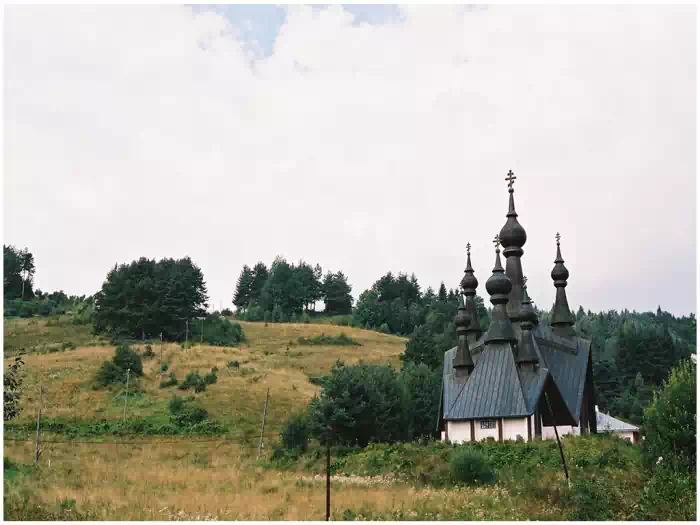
480;419;496;430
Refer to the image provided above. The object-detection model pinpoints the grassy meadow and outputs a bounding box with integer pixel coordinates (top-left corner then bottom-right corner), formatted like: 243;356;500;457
3;316;695;520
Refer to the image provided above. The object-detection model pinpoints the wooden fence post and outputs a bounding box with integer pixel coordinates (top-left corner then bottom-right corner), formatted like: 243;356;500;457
34;385;44;466
257;388;270;459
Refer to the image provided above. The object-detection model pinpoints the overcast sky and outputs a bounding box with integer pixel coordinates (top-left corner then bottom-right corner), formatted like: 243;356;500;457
4;5;696;316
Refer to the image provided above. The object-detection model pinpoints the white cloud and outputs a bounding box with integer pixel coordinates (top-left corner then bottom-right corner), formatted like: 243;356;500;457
4;5;696;315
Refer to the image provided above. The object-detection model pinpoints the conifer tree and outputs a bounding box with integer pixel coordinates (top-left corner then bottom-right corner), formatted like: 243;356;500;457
233;265;253;311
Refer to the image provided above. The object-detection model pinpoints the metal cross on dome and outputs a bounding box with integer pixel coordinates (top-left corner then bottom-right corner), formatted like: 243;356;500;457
555;232;561;245
466;242;471;255
505;170;517;188
493;234;501;249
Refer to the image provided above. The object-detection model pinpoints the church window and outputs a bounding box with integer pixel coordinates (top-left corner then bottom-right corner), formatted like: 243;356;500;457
480;419;496;430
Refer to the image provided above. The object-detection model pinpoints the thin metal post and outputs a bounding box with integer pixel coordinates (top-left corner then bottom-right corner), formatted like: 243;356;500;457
200;318;203;346
123;368;130;422
544;391;569;485
160;332;163;364
257;388;270;459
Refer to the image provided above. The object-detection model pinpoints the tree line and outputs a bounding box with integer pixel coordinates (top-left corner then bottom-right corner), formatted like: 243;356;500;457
233;257;353;320
3;245;87;318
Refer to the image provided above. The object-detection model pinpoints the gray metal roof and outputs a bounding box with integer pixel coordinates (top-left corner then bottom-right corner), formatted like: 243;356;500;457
596;411;639;432
533;324;591;424
442;322;591;423
444;342;528;420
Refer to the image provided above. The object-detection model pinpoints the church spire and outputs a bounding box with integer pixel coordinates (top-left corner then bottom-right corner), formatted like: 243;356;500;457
484;235;517;344
498;170;528;322
516;276;539;366
453;293;474;375
460;243;481;337
551;232;575;327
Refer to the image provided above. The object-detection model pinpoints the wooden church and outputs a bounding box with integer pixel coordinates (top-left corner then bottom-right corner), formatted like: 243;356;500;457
438;171;597;443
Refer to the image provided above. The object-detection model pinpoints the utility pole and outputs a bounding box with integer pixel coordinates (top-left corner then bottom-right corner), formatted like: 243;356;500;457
185;320;189;347
200;318;203;346
257;388;270;459
123;368;131;422
326;441;331;521
160;332;163;365
34;385;44;466
325;425;333;521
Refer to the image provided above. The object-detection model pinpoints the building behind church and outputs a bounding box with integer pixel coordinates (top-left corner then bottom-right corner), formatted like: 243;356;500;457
437;171;597;443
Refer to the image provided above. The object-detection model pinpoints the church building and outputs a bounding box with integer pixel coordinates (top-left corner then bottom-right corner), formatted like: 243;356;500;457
437;171;597;443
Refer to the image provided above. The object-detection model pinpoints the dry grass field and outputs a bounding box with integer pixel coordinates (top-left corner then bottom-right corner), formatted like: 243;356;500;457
4;317;694;521
4;438;547;520
4;319;405;439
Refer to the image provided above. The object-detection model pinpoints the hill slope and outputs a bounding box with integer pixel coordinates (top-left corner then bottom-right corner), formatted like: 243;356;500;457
4;318;407;442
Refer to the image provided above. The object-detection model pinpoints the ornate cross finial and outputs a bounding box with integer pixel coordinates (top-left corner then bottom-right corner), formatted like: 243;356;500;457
493;234;501;249
555;232;561;245
523;276;528;286
505;170;516;188
466;242;471;255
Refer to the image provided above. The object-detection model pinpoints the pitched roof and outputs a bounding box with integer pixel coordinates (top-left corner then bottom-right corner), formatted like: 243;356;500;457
441;323;591;423
443;342;529;420
596;411;639;432
533;324;591;424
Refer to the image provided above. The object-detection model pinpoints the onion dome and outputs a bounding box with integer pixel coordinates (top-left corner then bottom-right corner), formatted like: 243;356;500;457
485;239;512;301
551;235;569;282
455;294;471;333
460;243;479;292
460;243;482;334
484;235;517;344
498;170;527;249
519;276;539;326
551;232;575;327
453;293;474;371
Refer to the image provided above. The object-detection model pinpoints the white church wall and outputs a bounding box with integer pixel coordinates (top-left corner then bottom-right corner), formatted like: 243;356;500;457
446;421;472;443
473;419;499;441
503;417;529;441
542;425;579;439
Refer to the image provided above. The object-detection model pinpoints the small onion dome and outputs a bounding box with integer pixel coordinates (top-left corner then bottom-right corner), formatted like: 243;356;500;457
499;180;527;249
460;246;478;293
485;244;512;301
455;295;471;331
551;238;569;283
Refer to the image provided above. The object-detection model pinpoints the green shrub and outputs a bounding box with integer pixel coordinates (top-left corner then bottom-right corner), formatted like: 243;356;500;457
281;412;309;452
448;448;495;486
301;312;311;324
227;360;240;368
168;395;208;427
160;363;169;372
194;316;245;346
113;345;143;377
62;341;76;350
564;475;617;521
179;371;206;392
634;466;696;520
94;360;125;388
142;345;155;359
159;372;178;389
296;333;361;346
378;323;391;334
641;359;696;473
203;370;217;385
